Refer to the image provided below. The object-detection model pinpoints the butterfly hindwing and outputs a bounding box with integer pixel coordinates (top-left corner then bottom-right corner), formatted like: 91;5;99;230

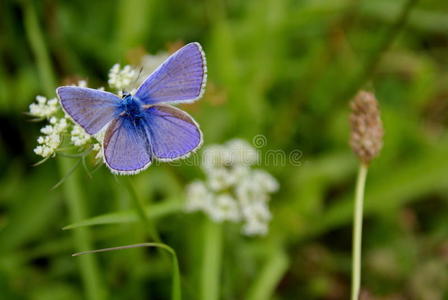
135;43;207;105
143;104;202;161
57;86;120;135
103;117;152;174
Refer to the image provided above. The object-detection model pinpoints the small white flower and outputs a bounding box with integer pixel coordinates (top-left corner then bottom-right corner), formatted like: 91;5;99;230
92;143;103;160
202;139;259;173
186;181;213;212
108;64;137;91
236;176;269;207
34;133;60;158
34;117;69;158
202;145;231;171
231;165;251;182
70;125;91;146
242;201;271;222
28;95;59;118
242;217;269;236
208;194;241;222
54;118;68;132
251;170;279;193
40;125;54;135
207;168;234;191
77;80;87;88
226;139;259;166
185;139;279;236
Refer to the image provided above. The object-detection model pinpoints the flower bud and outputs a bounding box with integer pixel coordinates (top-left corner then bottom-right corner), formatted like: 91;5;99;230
350;91;384;165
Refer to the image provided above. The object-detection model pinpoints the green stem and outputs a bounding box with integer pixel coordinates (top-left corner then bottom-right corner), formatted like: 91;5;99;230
341;0;418;101
122;177;160;242
200;218;223;300
351;164;368;300
59;158;105;300
22;2;104;299
22;0;56;96
246;247;288;300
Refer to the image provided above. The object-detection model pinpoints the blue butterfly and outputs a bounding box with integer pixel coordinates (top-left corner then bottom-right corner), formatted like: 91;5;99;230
57;42;207;174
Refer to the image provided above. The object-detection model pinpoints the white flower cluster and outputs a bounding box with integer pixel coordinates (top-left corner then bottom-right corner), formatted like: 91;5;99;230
186;139;279;236
34;117;68;157
28;96;59;119
70;124;91;146
29;81;105;159
92;143;103;160
108;64;137;92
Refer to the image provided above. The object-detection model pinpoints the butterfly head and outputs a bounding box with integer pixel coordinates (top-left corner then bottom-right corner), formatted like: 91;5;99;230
122;91;131;98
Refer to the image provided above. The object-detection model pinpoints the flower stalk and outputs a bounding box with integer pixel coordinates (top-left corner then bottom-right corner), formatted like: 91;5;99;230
351;163;368;300
349;91;383;300
59;157;106;300
22;2;104;299
201;218;223;300
122;177;161;242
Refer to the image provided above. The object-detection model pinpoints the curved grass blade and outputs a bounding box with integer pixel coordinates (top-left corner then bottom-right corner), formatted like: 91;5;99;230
73;243;181;300
246;247;289;300
50;159;81;190
81;155;93;178
63;200;182;230
32;155;51;167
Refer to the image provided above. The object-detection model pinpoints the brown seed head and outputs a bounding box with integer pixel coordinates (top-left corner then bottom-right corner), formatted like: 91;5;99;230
350;91;384;165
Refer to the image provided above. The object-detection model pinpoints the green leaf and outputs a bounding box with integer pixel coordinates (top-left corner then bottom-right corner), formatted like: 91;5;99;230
63;200;183;230
246;247;289;300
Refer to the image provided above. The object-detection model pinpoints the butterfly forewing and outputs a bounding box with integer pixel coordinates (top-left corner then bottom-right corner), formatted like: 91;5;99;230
135;42;206;105
57;87;121;135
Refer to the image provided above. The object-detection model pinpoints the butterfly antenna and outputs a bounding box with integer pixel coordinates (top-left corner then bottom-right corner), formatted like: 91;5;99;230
133;66;144;89
121;66;143;97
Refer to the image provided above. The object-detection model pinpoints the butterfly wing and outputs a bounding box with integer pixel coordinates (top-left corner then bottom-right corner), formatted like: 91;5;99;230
143;104;202;161
57;86;121;135
103;117;152;174
135;42;207;105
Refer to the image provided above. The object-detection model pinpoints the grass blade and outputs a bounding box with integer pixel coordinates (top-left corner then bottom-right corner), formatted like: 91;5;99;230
63;200;182;230
73;243;181;300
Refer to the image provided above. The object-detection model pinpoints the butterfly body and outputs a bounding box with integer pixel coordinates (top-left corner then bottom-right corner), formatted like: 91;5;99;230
120;94;144;119
57;42;207;175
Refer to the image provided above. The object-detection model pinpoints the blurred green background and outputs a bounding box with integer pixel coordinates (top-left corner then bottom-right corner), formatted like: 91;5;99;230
1;0;448;299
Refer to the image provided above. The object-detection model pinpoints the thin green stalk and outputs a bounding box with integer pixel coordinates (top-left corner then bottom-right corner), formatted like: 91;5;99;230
351;164;368;300
122;177;161;242
200;218;223;300
340;0;419;102
22;2;104;299
246;247;288;300
22;0;56;96
59;158;105;300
